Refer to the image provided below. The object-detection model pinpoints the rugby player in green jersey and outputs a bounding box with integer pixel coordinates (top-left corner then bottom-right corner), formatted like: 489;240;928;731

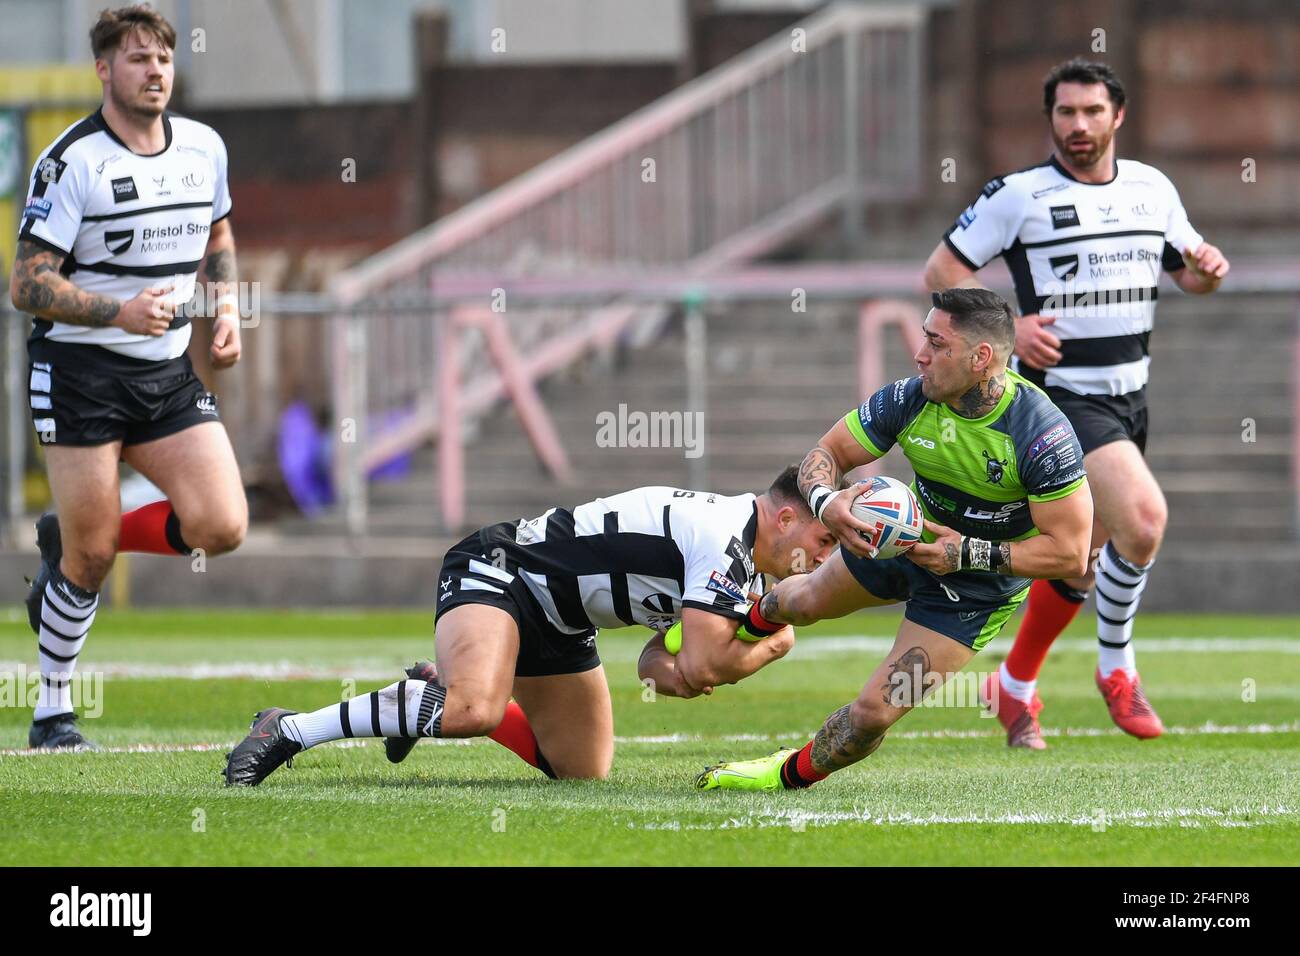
696;288;1095;791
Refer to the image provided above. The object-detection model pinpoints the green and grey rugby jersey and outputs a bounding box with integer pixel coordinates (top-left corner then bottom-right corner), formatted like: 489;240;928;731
843;370;1086;597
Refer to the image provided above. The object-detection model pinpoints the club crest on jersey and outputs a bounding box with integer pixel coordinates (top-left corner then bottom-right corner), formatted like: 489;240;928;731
104;229;133;255
726;537;755;578
195;393;219;416
182;170;205;189
38;157;66;184
1049;204;1080;229
1049;253;1079;281
982;449;1008;485
706;570;746;604
111;176;138;203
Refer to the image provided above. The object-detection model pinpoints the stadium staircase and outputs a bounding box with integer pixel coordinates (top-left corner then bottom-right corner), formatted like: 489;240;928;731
358;289;1298;543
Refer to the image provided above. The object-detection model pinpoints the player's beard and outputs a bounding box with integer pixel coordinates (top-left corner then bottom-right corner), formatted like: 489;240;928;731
1054;123;1115;173
108;75;169;121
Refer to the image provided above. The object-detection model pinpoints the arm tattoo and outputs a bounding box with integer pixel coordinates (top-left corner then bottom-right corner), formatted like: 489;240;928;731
882;645;932;709
999;542;1012;575
942;541;960;573
202;248;237;285
952;371;1006;419
809;703;884;774
11;241;120;327
797;446;842;501
759;589;781;623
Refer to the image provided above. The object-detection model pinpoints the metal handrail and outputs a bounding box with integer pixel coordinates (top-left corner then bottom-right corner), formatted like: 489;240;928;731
329;2;924;303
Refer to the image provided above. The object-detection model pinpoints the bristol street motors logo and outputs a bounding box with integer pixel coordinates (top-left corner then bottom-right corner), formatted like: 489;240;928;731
105;228;133;255
982;449;1008;485
1049;253;1079;281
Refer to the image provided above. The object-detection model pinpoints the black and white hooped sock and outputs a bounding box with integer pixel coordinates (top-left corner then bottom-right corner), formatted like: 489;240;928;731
34;568;98;722
1094;540;1152;677
280;679;447;749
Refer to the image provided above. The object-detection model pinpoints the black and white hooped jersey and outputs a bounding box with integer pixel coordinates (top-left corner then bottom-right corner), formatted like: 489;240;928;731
476;487;765;634
18;108;231;362
943;156;1203;398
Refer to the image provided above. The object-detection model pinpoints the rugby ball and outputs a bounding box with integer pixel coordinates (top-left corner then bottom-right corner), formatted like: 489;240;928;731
848;476;924;559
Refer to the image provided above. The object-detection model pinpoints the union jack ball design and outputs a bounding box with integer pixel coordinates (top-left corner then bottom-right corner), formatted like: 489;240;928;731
849;475;924;559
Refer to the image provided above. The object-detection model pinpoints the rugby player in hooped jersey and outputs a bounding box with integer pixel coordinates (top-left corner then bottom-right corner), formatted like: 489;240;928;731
9;5;246;749
695;289;1095;792
923;59;1230;747
223;466;838;787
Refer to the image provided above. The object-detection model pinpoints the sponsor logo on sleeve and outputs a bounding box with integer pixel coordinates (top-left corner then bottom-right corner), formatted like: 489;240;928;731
980;177;1005;199
893;379;908;403
1049;204;1080;229
24;197;52;221
957;205;977;228
860;400;872;424
1028;423;1070;459
706;570;747;604
111;176;138;203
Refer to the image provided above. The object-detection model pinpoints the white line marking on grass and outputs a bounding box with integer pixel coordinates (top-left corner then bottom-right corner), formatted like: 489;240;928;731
1;636;1295;682
791;636;1300;658
3;720;1295;758
628;804;1297;831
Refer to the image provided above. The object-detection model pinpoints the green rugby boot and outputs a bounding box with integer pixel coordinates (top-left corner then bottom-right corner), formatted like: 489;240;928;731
694;747;797;792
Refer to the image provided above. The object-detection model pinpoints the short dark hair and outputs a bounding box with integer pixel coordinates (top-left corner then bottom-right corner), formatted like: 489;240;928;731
768;464;812;516
1043;58;1126;115
91;4;176;60
931;288;1015;359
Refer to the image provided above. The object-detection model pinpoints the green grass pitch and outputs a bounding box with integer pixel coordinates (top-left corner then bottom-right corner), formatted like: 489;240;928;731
1;606;1296;866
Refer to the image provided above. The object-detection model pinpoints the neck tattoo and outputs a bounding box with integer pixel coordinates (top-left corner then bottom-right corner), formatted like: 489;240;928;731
952;372;1006;419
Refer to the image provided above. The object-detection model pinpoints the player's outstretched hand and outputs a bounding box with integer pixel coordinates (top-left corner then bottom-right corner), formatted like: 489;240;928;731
904;519;962;576
211;316;242;369
819;489;879;559
1013;312;1061;370
114;284;175;336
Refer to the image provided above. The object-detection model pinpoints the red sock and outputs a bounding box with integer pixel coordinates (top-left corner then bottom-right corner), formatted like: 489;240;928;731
780;740;829;789
1005;578;1087;682
119;501;190;555
488;701;555;778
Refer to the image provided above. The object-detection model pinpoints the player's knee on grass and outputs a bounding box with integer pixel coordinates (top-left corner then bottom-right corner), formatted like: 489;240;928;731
442;694;508;738
549;752;612;781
